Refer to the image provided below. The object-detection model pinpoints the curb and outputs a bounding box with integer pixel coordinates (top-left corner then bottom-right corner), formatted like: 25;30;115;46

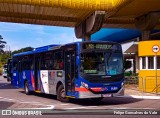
117;95;160;99
0;96;55;109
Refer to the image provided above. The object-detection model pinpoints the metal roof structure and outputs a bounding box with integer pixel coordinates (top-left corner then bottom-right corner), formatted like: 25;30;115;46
0;0;160;29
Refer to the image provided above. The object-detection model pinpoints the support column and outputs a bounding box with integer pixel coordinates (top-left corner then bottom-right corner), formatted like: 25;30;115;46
83;35;91;41
135;52;139;74
142;30;151;40
75;11;105;41
133;58;136;74
135;12;160;40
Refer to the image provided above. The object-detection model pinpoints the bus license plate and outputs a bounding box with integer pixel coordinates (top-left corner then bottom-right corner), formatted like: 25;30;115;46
102;94;112;97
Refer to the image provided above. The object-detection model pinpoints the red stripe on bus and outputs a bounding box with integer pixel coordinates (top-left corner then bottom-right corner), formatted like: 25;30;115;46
31;72;35;90
75;87;90;92
90;88;102;92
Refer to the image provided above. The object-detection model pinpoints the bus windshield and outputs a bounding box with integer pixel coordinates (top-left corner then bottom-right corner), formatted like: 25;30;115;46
80;52;123;75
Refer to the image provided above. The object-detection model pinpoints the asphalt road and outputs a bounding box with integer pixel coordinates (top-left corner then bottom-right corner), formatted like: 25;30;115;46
0;76;160;118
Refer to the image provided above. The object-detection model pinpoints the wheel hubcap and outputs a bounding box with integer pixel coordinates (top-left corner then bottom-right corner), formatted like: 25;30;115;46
60;89;65;98
25;84;28;93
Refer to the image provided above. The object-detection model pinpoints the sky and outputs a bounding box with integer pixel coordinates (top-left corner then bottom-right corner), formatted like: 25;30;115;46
0;22;82;51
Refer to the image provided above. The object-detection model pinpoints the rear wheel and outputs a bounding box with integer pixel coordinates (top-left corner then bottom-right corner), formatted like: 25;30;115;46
24;81;31;95
57;85;69;102
7;76;11;82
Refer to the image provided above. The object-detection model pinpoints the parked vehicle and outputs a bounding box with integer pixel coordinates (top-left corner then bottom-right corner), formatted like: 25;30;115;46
2;64;8;78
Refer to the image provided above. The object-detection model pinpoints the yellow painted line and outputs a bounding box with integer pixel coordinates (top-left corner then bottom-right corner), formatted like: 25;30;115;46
66;96;75;98
35;91;41;93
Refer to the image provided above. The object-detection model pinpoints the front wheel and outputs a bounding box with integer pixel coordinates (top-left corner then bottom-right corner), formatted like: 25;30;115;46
57;85;69;102
24;81;31;95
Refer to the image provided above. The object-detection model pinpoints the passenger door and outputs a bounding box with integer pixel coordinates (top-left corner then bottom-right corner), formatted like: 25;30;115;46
18;61;22;87
65;50;76;96
34;56;41;91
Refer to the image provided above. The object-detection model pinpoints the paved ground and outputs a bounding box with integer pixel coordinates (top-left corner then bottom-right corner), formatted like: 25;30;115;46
0;76;160;117
124;84;160;100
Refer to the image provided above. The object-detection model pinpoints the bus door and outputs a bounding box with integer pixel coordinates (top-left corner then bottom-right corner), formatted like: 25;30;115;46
7;59;12;81
18;61;22;87
34;56;41;91
65;50;76;96
12;60;18;86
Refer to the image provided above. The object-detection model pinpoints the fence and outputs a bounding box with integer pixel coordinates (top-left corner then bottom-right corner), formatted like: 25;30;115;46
125;76;160;95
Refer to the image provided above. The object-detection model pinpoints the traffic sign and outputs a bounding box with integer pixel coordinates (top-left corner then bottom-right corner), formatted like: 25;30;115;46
152;45;159;53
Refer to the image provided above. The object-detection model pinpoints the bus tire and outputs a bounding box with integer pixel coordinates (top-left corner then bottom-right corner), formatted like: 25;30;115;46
24;81;31;95
7;77;11;82
90;97;103;102
57;85;69;102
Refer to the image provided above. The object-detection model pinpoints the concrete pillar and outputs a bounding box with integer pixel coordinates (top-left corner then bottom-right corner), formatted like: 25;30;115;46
75;11;105;41
133;58;136;74
142;30;151;40
135;12;160;40
83;35;91;41
135;52;139;74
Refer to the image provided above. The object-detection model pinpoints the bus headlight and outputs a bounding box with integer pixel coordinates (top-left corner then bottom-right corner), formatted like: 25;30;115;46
81;82;88;88
121;82;124;87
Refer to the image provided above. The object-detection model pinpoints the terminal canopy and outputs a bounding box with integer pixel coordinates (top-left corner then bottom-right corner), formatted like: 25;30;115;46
0;0;159;29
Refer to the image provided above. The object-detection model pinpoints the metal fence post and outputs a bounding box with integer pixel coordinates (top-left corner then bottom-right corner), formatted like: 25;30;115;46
142;77;144;97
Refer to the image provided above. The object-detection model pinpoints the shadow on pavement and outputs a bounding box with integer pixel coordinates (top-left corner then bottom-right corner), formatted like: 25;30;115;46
0;101;15;109
19;90;143;106
0;83;18;89
68;97;143;106
19;91;57;100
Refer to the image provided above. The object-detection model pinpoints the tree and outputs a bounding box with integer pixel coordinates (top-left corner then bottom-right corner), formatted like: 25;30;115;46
12;47;34;55
0;35;6;54
0;35;7;75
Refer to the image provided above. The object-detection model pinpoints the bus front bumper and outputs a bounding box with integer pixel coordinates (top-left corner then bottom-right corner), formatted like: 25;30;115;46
78;85;125;99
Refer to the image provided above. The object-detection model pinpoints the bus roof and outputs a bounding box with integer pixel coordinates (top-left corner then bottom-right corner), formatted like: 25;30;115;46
13;44;59;57
13;41;120;57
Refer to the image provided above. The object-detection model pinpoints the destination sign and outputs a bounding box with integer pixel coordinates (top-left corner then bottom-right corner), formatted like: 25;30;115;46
83;43;113;50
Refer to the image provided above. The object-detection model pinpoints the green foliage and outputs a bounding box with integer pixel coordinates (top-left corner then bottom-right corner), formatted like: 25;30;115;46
0;68;2;75
0;53;11;67
0;53;10;75
12;47;34;55
0;35;6;53
124;71;132;76
0;34;8;75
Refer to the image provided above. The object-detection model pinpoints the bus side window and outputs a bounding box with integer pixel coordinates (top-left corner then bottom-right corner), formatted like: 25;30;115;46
13;61;18;71
40;52;54;70
30;60;34;70
54;51;63;70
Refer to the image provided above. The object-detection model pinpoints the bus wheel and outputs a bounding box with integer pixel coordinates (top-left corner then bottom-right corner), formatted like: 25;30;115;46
24;81;31;95
57;85;69;102
90;97;103;102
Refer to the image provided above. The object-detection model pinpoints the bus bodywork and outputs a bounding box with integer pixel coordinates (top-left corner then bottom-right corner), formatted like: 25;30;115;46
11;42;124;102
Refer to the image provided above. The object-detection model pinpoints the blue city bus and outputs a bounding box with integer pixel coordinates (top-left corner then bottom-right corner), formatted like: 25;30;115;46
11;42;124;102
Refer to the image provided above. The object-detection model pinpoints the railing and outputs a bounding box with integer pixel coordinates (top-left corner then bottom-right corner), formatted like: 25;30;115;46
143;76;160;95
125;76;142;90
125;76;160;96
125;76;141;85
